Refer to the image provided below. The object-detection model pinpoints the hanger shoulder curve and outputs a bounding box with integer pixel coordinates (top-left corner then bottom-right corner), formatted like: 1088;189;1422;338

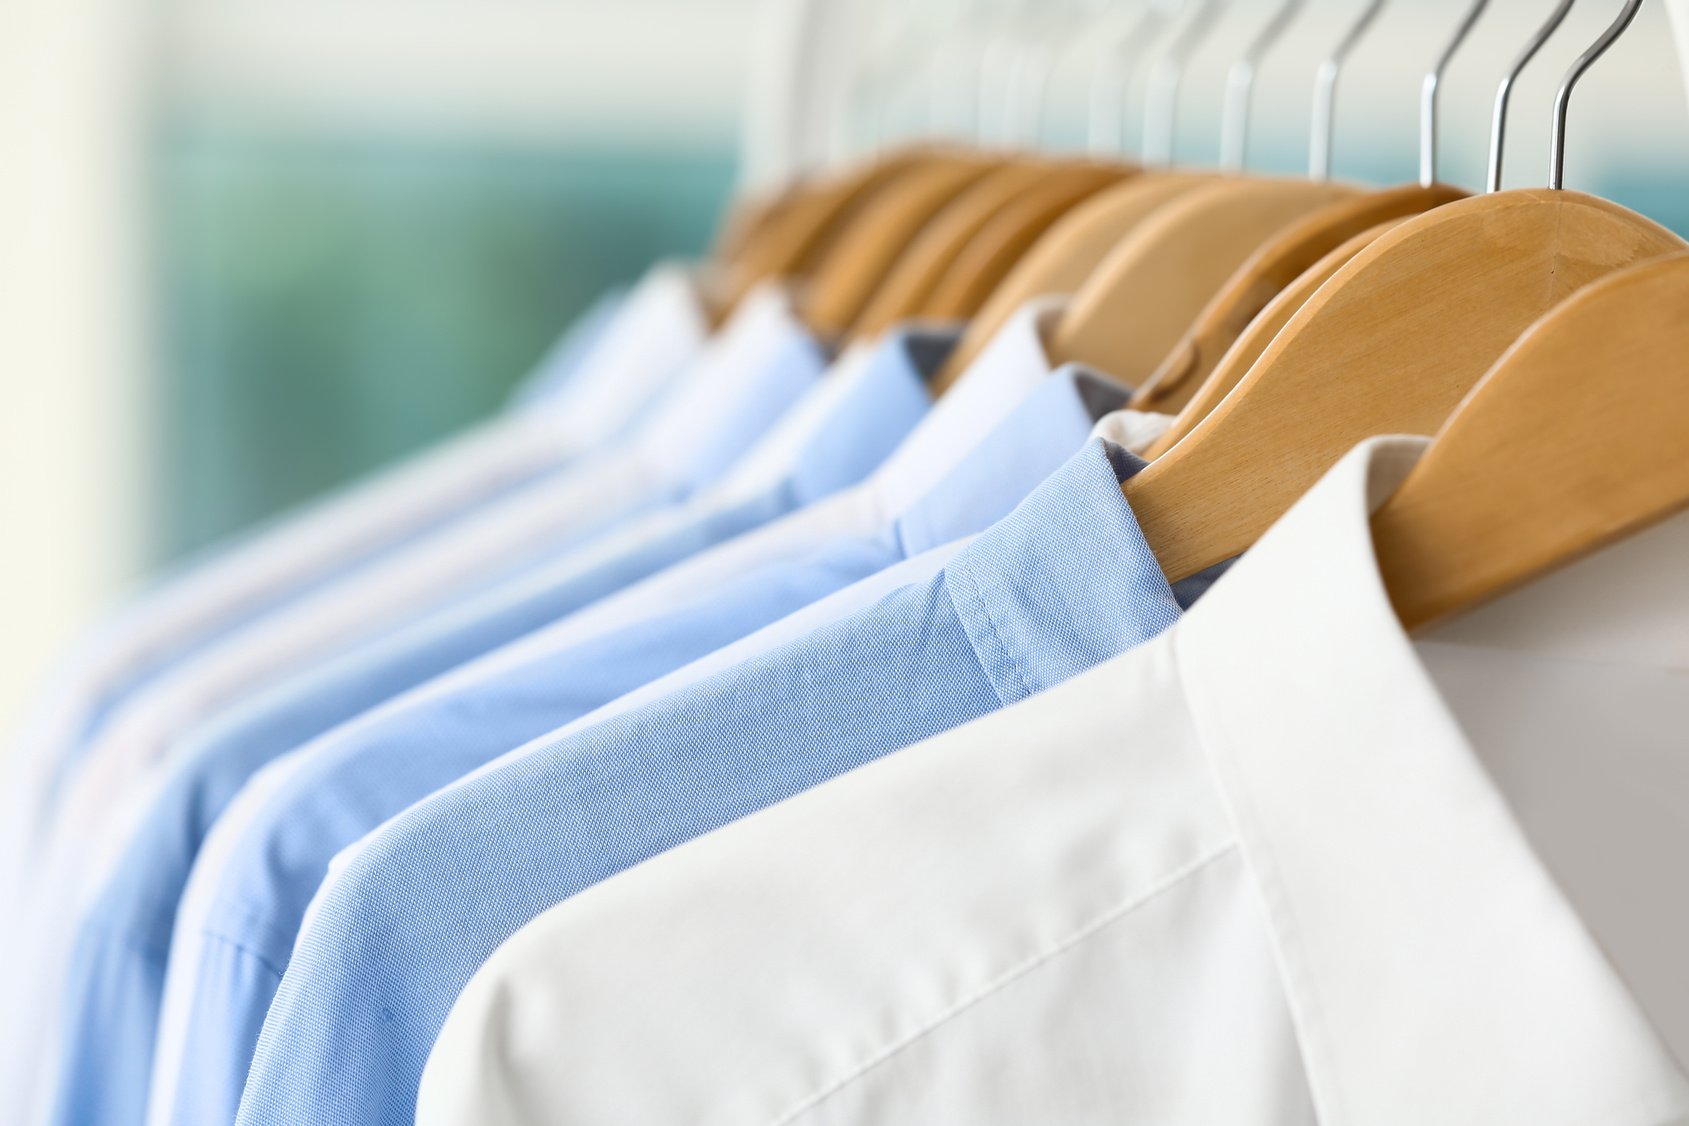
1124;188;1687;584
1138;215;1411;460
724;148;932;301
921;164;1133;323
1133;181;1469;413
851;162;1058;339
1375;251;1689;632
928;173;1211;394
1048;177;1360;386
801;156;999;338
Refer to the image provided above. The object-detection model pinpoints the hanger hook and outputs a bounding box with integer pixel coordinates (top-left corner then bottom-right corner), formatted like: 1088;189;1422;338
1419;0;1490;186
1550;0;1644;189
1486;0;1575;192
1143;0;1228;167
1088;2;1173;155
1220;0;1305;172
1309;0;1386;181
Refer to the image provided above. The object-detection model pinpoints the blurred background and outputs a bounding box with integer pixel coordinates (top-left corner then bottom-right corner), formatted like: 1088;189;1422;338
3;0;1688;735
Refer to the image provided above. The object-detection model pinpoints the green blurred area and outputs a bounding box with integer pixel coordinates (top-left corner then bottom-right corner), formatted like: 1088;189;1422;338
151;122;1689;570
152;121;738;565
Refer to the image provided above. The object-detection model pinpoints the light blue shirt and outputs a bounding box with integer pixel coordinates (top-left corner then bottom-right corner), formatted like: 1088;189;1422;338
501;287;630;411
166;367;1130;1126
42;330;937;1126
39;280;707;807
236;433;1186;1126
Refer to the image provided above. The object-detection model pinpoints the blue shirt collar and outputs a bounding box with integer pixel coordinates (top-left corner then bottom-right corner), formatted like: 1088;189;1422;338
893;365;1129;556
786;327;956;504
942;433;1182;705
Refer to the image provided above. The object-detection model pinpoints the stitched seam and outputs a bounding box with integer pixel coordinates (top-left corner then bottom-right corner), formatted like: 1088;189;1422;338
945;560;1034;707
770;841;1239;1125
1170;625;1346;1125
193;926;291;981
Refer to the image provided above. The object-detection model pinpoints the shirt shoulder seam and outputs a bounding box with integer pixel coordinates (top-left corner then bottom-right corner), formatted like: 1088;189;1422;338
769;841;1240;1126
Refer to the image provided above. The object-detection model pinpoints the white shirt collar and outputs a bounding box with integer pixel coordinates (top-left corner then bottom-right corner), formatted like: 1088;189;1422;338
540;263;709;442
630;281;825;484
1175;436;1689;1124
867;298;1063;516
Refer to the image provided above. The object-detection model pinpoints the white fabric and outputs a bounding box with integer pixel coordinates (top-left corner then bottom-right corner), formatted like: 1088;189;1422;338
0;280;809;1126
419;437;1689;1126
0;264;702;922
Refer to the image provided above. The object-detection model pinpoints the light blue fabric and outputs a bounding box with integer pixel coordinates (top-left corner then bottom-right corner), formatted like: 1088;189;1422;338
236;433;1184;1126
43;331;936;1126
45;294;691;807
167;367;1125;1126
502;287;630;410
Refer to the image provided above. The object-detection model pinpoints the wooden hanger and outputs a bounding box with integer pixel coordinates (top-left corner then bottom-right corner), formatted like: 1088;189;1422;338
921;162;1135;324
927;173;1215;393
849;160;1123;339
1047;176;1359;385
710;187;791;266
798;153;1003;338
721;147;937;299
1122;189;1686;584
1131;182;1468;414
1137;214;1410;460
1374;252;1689;632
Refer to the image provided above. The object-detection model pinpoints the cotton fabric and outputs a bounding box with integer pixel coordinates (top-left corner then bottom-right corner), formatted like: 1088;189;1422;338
44;326;954;1126
238;430;1185;1126
4;279;814;1126
421;438;1689;1126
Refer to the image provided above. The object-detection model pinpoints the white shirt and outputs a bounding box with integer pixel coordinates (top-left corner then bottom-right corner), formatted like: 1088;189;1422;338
419;437;1689;1126
0;280;813;1126
0;264;703;920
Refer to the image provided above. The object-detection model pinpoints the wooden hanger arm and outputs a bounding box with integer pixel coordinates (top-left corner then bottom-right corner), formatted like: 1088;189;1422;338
1122;189;1685;584
1374;252;1689;632
1138;216;1412;460
851;162;1057;339
1133;182;1469;413
801;156;999;337
1048;178;1359;387
927;174;1210;395
921;165;1131;323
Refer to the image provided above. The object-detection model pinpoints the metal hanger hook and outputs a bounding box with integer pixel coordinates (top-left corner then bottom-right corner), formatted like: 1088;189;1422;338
1309;0;1386;181
1088;1;1173;156
1486;0;1575;192
1550;0;1644;189
1142;0;1229;167
1420;0;1490;187
1220;0;1306;172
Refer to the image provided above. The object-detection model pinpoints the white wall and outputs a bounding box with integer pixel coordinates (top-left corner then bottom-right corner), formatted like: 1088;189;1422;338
0;0;152;737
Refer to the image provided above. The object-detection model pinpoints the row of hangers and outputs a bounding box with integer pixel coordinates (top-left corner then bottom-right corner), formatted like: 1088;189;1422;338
709;0;1689;633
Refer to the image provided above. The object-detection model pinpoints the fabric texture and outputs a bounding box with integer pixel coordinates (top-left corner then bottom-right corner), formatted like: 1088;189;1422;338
0;264;701;902
237;435;1184;1126
42;327;945;1126
5;280;815;1126
147;299;1074;1126
420;438;1689;1126
162;371;1149;1126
